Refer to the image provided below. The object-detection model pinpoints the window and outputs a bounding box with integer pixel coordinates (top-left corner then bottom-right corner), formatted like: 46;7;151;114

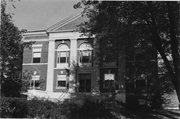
57;52;69;63
32;44;42;63
79;43;92;64
30;75;40;89
104;73;115;89
57;75;66;88
56;44;69;67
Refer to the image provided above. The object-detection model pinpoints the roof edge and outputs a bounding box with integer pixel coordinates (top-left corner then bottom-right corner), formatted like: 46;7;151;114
23;30;47;37
46;12;83;32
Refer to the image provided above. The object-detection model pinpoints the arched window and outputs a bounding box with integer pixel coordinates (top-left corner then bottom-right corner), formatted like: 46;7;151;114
56;44;69;66
78;43;92;64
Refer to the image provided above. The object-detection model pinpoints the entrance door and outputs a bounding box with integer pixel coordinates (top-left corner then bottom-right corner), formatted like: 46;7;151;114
78;73;91;92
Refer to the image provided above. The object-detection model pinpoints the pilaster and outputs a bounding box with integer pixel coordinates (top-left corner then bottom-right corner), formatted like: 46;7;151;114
46;39;55;92
69;38;77;93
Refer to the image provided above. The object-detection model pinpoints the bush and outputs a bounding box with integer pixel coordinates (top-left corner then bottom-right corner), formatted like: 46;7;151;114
0;95;112;118
0;97;28;118
27;98;63;118
62;95;111;118
0;97;64;118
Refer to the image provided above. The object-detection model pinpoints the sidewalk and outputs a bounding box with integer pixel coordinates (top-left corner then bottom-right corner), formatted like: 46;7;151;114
109;103;180;119
152;109;180;119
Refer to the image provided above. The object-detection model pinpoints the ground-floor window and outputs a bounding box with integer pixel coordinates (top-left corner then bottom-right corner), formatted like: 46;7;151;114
78;73;91;92
103;73;115;91
57;75;67;89
30;75;40;89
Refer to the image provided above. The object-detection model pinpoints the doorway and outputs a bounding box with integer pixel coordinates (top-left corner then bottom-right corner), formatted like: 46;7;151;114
78;73;91;92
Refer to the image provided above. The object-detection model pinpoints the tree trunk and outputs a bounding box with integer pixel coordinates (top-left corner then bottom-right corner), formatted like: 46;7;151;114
147;1;180;105
167;1;180;106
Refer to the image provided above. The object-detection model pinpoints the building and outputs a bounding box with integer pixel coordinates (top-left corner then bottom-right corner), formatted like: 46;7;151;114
22;13;126;102
22;13;156;104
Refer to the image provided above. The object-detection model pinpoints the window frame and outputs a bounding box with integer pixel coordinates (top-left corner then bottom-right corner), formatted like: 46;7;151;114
56;44;70;67
103;73;115;89
78;43;93;64
32;44;42;63
30;75;40;89
56;75;67;89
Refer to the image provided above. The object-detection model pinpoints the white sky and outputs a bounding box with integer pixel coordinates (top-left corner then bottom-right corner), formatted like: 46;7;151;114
6;0;82;31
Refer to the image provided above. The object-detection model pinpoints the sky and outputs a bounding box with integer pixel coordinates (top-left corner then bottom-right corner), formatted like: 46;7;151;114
7;0;82;31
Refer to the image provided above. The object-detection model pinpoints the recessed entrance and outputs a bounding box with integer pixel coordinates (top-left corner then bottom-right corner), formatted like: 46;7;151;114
78;73;91;92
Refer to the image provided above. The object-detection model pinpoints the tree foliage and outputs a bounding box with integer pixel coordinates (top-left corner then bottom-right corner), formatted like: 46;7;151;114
74;1;180;103
0;1;24;97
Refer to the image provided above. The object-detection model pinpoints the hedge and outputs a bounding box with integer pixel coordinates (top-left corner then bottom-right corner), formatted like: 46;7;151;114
0;97;64;118
0;95;111;118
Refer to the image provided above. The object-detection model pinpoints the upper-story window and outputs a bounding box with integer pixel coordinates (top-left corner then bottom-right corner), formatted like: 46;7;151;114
56;44;69;67
32;44;42;63
79;43;93;64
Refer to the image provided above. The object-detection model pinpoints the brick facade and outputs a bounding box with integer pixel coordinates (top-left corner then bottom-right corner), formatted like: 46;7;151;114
23;65;47;91
23;41;49;64
22;13;126;103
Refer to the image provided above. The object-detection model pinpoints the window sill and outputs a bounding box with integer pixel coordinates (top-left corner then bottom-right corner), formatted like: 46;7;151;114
56;87;67;89
79;63;92;67
29;87;40;90
56;63;69;69
23;63;47;65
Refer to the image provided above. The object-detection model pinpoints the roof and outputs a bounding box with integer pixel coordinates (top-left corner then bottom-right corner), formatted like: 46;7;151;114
24;12;88;36
47;12;88;33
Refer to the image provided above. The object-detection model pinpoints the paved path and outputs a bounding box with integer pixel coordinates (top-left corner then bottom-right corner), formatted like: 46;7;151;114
107;103;180;119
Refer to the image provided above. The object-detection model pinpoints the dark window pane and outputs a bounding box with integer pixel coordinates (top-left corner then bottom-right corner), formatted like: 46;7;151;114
80;50;91;63
33;58;40;63
79;80;85;92
104;80;114;88
58;81;66;87
67;57;69;63
60;57;66;63
78;74;91;92
30;81;33;88
30;80;40;89
35;81;40;87
82;56;90;63
78;74;91;80
86;79;91;92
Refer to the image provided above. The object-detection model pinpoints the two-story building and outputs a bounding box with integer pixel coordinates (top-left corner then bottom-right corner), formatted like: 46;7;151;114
22;13;127;102
22;12;157;105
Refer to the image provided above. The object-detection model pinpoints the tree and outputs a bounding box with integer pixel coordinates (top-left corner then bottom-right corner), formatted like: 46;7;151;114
74;1;180;105
0;0;24;97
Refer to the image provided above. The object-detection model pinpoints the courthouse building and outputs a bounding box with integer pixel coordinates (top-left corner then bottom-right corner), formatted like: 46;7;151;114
22;13;156;103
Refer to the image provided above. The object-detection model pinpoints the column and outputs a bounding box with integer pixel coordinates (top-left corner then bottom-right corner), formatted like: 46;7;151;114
69;38;77;93
46;39;55;92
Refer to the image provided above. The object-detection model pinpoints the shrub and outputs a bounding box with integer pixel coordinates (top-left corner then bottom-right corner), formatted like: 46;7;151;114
62;95;111;119
27;98;63;118
0;95;112;118
0;97;64;118
0;97;28;118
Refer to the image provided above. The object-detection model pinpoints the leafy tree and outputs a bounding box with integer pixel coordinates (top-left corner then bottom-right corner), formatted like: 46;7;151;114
0;0;24;97
74;1;180;104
